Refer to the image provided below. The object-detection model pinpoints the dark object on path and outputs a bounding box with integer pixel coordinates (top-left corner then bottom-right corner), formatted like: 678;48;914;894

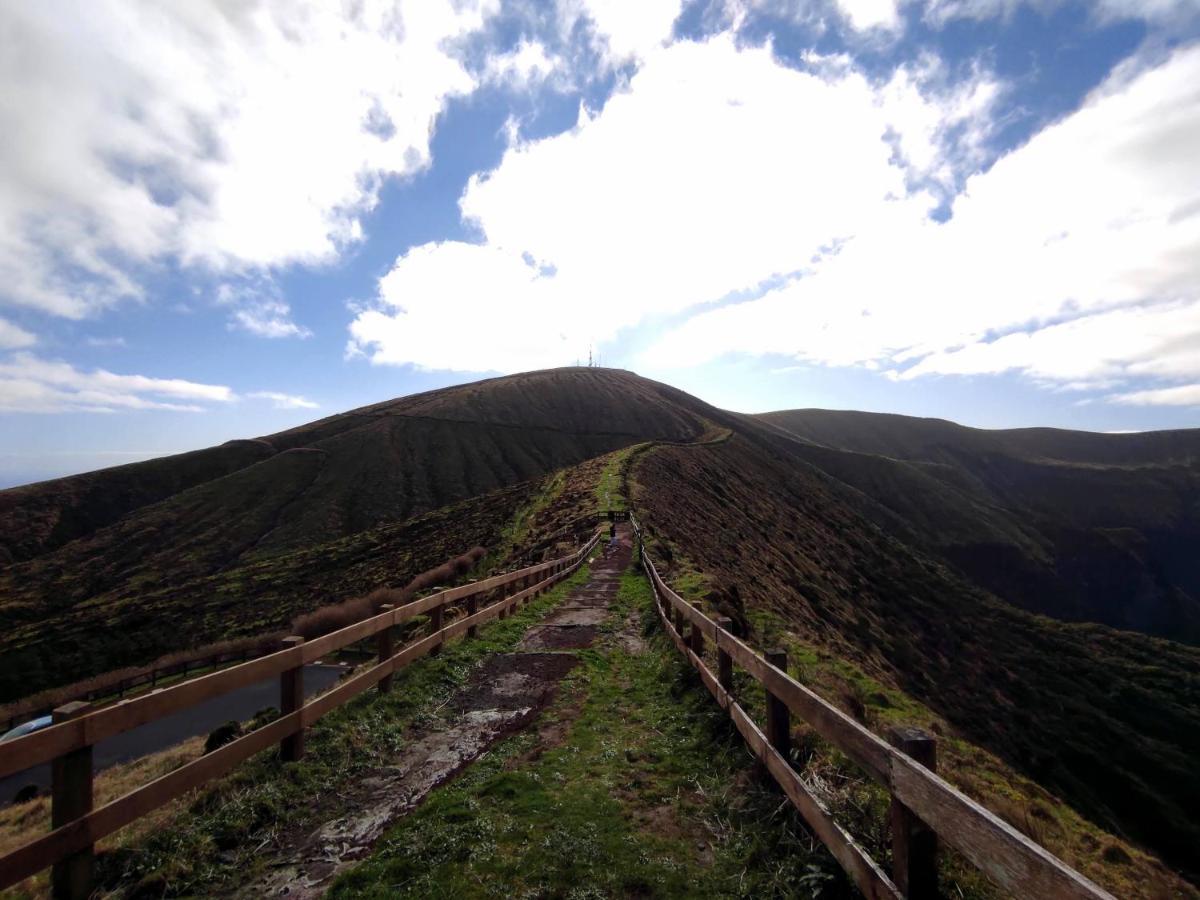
12;784;39;804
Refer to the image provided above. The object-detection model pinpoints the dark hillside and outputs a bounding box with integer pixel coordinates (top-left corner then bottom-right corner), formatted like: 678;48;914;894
631;431;1200;877
0;480;536;702
0;368;712;564
757;409;1200;642
0;440;275;563
0;369;718;699
4;368;1198;881
757;408;1200;466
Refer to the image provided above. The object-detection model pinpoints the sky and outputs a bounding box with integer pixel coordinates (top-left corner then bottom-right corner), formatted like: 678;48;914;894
1;0;1200;486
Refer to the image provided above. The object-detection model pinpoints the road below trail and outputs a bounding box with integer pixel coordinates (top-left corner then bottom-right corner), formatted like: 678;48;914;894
249;524;635;899
0;663;348;806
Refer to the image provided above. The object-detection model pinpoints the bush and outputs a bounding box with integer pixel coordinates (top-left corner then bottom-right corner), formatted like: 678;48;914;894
204;721;243;754
289;546;488;640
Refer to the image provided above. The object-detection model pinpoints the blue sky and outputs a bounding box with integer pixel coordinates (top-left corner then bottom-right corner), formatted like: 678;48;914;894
1;0;1199;487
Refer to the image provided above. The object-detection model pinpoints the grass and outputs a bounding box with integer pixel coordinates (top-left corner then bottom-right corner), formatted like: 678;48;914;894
631;432;1200;890
0;566;594;899
329;569;852;900
0;737;209;898
593;445;641;514
666;563;1191;899
0;480;536;704
479;471;567;575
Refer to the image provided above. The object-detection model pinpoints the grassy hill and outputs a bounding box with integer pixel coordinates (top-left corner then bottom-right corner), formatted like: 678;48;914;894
2;368;1198;887
757;409;1200;643
0;369;716;700
630;423;1200;879
1;368;712;566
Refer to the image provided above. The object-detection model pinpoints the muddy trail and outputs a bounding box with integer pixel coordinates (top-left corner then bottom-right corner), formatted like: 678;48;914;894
249;523;634;899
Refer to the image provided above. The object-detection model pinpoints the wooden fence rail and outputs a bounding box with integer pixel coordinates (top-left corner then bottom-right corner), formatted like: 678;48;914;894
0;530;602;897
630;513;1114;900
3;647;275;733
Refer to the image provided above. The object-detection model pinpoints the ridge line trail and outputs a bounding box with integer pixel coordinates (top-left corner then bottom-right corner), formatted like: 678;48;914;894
247;525;635;899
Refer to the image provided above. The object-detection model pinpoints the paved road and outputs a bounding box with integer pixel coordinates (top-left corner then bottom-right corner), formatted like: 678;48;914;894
0;663;347;806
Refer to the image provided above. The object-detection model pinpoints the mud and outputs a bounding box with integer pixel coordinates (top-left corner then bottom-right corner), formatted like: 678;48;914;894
518;624;599;649
612;611;649;655
541;605;610;626
249;653;578;899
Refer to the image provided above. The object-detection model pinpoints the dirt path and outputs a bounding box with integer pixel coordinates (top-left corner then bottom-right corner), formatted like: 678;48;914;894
248;524;634;898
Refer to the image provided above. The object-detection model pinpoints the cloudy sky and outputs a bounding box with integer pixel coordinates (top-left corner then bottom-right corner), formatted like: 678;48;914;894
2;0;1199;485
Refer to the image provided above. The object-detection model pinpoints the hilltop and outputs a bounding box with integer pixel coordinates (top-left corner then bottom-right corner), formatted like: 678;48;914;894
0;369;718;700
1;367;1198;889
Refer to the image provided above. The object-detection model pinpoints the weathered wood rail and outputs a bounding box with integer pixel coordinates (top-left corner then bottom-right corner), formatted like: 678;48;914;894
0;530;601;897
4;646;276;733
630;513;1115;900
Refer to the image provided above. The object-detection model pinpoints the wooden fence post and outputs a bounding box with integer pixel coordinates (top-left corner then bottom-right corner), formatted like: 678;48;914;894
889;726;938;899
672;604;685;637
689;601;705;657
430;601;445;654
715;617;734;697
51;701;93;900
280;636;305;762
764;649;790;760
467;593;479;639
377;605;395;694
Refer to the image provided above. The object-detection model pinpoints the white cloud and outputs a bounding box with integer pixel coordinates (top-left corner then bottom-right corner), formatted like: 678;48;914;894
349;241;568;372
574;0;683;62
349;34;1000;372
0;0;496;320
924;0;1200;26
836;0;904;31
896;302;1200;383
0;319;35;350
249;391;319;410
485;40;565;89
231;305;312;340
645;43;1200;397
215;282;310;339
1109;383;1200;407
0;353;234;413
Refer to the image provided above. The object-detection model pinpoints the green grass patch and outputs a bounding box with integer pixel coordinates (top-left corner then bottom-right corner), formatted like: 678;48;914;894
480;471;569;575
593;445;641;514
94;566;593;898
330;569;851;900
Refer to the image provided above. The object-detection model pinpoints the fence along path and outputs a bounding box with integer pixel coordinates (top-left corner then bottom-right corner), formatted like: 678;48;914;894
0;529;602;897
630;513;1116;900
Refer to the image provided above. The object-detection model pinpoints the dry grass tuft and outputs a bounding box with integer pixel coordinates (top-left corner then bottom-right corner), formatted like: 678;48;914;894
289;546;486;640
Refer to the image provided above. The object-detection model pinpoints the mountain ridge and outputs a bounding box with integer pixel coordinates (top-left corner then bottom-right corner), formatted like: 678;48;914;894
1;367;1197;880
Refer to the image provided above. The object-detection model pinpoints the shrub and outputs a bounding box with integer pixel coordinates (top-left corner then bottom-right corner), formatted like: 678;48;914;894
204;721;243;754
288;546;488;640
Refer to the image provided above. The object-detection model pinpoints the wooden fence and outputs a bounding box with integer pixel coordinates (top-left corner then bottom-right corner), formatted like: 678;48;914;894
0;529;602;898
630;514;1114;900
4;647;275;733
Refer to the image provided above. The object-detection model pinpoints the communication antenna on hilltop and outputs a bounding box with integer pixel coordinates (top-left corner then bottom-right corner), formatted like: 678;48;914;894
588;345;593;367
